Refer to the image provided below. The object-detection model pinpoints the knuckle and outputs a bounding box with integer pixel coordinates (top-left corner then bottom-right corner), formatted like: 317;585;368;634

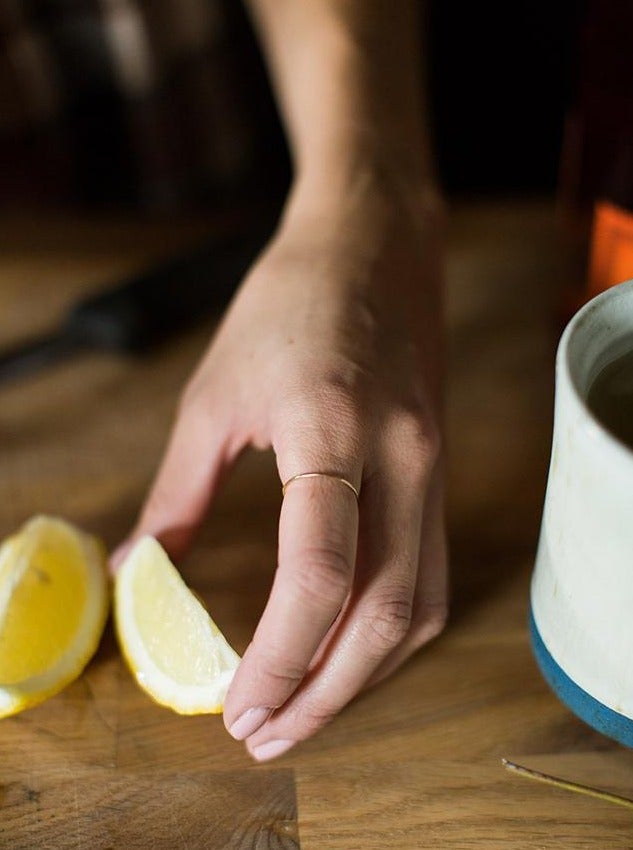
401;409;440;455
391;409;441;483
296;701;340;736
290;545;353;608
254;649;306;691
318;370;365;421
276;372;366;460
360;590;413;653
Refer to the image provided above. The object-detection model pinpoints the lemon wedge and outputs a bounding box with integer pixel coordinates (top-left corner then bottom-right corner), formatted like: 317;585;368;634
114;537;240;715
0;516;109;719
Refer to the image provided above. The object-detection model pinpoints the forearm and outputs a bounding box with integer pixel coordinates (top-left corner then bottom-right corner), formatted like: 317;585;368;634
245;0;436;205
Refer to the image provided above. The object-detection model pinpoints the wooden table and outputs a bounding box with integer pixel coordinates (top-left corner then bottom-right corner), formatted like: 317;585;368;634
0;203;631;848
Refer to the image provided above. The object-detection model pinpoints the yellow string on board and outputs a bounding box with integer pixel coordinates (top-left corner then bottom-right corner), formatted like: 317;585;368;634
502;758;633;812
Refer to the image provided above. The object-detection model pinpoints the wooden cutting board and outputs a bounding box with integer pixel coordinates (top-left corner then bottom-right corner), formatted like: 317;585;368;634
1;206;632;849
1;768;298;849
0;623;299;850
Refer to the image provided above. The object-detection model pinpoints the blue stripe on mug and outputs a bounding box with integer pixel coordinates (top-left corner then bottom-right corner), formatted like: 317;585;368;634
530;608;633;748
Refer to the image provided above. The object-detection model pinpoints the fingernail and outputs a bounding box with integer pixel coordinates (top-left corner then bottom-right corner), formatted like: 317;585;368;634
228;707;273;741
249;739;295;762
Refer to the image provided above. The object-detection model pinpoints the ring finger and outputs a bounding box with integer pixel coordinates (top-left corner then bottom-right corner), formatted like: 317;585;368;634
244;439;429;759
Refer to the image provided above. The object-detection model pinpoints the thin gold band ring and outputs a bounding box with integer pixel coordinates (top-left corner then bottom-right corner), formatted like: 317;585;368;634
281;472;360;500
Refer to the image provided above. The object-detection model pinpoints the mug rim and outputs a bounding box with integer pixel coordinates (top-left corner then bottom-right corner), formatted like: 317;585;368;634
559;278;633;467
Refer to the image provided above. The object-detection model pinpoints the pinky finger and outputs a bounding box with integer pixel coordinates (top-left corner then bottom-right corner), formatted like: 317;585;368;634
367;463;448;687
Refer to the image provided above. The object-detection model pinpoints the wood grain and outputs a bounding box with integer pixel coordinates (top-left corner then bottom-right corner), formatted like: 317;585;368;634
1;767;298;849
0;202;631;848
297;757;633;849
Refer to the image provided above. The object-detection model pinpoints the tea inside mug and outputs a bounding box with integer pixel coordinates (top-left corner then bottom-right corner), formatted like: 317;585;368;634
587;343;633;450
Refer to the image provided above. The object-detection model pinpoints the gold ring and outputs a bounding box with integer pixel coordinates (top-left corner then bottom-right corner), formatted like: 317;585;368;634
281;472;360;500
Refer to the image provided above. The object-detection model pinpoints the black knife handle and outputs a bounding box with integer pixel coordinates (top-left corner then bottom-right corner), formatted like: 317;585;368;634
63;231;267;353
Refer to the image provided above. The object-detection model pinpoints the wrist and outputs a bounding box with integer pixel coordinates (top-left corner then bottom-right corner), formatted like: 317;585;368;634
285;157;445;237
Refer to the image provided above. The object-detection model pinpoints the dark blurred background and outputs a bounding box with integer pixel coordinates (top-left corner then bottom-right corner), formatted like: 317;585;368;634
428;1;583;196
0;0;615;211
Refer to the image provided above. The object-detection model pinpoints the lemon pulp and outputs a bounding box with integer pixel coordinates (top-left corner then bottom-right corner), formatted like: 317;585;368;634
0;516;109;718
115;537;240;714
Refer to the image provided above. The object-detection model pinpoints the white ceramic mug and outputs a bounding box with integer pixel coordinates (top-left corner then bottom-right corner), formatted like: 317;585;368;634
531;279;633;747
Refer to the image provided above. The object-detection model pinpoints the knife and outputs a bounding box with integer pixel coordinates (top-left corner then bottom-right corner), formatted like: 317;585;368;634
0;228;268;385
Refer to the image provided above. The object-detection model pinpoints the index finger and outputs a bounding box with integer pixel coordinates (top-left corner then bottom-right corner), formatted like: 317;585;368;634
223;460;361;741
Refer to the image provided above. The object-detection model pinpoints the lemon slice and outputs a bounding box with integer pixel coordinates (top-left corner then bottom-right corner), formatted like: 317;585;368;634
114;536;240;715
0;516;109;719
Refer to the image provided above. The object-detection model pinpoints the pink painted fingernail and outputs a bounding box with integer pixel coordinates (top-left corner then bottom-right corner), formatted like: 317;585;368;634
228;707;273;740
249;739;295;762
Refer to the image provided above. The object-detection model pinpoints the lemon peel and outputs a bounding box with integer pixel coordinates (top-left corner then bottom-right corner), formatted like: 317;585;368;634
114;536;240;714
0;516;109;718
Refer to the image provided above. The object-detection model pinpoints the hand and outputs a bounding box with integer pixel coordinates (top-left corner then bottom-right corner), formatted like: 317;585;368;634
113;177;448;760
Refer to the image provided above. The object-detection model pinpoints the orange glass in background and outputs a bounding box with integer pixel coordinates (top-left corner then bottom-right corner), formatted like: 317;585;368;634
557;1;633;315
588;202;633;298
